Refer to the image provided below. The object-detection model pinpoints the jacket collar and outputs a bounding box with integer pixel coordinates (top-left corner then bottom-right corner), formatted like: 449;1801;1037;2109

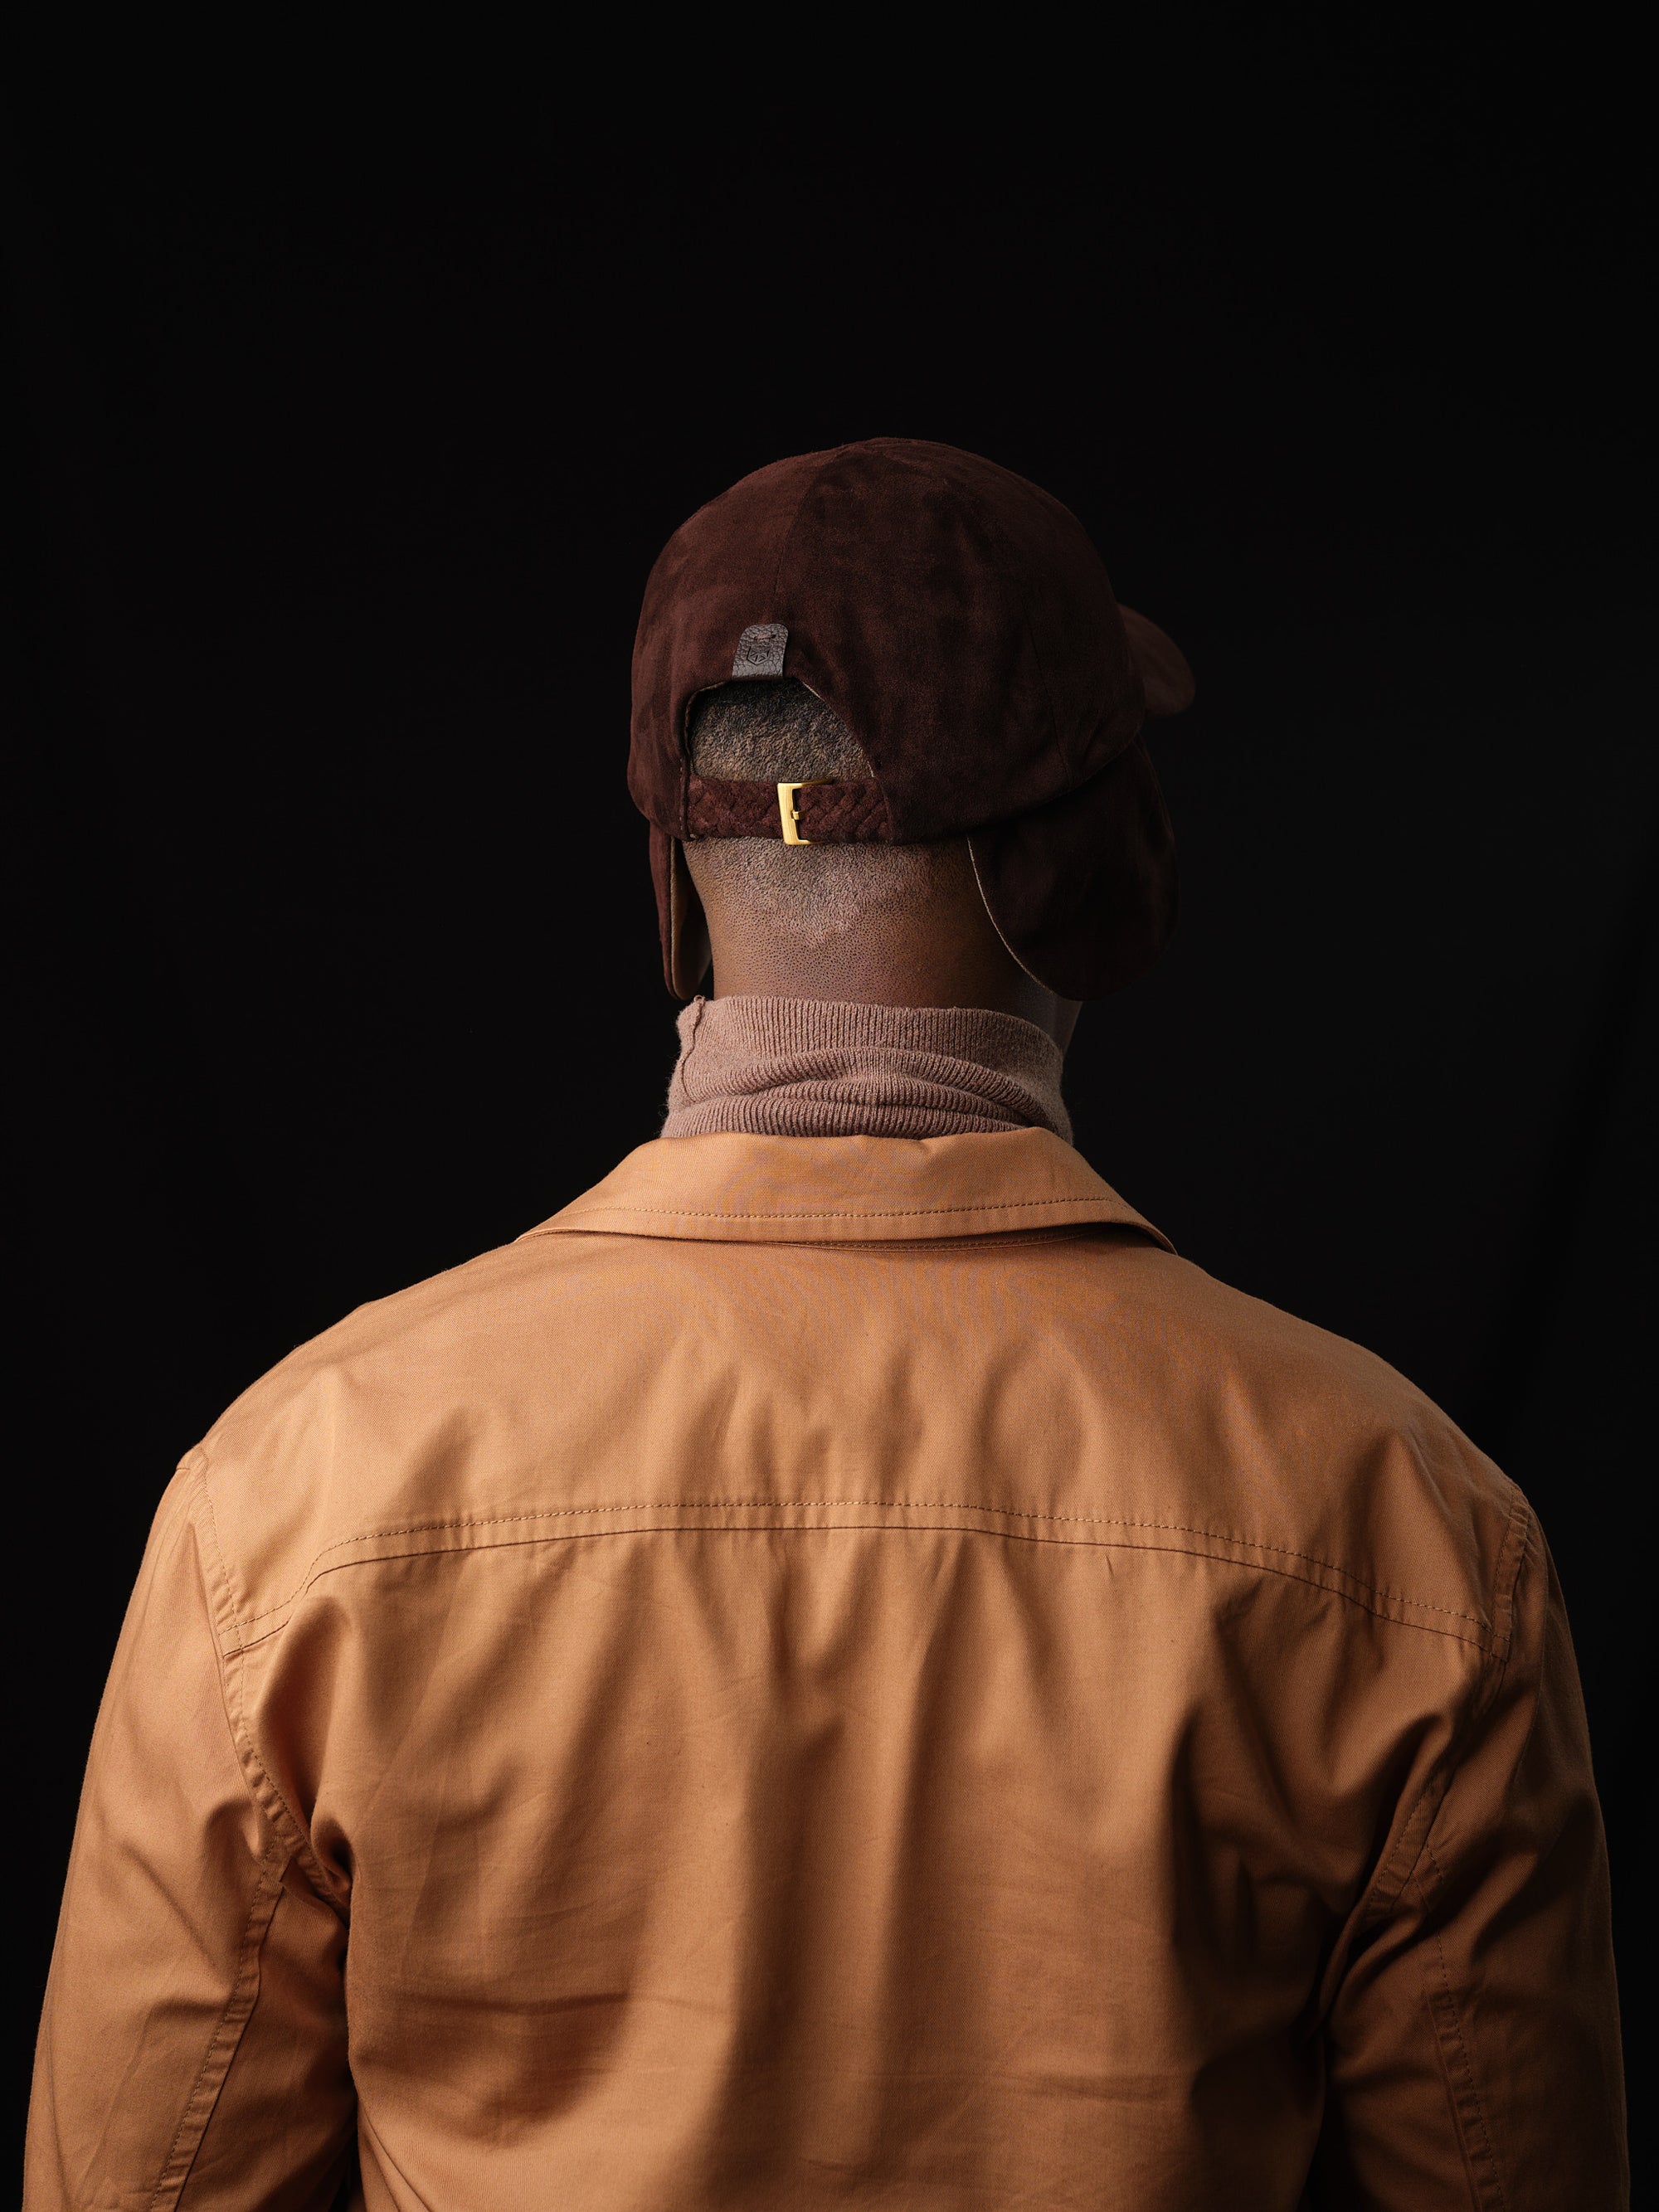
529;1128;1172;1250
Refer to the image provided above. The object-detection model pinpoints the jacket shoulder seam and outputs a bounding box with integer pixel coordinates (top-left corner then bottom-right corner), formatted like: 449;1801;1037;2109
1350;1480;1531;1938
190;1461;352;1918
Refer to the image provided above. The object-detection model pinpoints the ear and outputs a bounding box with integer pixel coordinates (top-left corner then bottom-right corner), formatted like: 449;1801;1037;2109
1119;605;1195;717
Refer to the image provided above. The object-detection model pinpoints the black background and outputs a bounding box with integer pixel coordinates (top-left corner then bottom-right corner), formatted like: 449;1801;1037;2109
8;23;1652;2186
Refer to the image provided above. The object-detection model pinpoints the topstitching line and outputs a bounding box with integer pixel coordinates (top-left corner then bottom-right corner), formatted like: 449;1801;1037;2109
190;1464;350;1918
223;1521;1496;1661
222;1496;1494;1636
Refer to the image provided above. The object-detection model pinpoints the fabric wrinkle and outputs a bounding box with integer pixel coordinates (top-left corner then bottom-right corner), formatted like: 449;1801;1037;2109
661;994;1073;1144
25;1125;1625;2210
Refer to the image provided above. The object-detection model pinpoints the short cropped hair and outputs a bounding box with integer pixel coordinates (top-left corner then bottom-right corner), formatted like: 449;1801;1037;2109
684;680;972;947
688;678;870;783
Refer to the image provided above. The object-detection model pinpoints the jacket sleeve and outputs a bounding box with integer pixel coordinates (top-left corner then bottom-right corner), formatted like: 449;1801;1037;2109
1312;1504;1627;2210
26;1468;356;2211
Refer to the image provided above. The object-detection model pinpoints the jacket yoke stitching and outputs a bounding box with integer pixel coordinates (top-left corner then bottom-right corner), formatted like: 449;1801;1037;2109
217;1512;1501;1664
221;1498;1498;1636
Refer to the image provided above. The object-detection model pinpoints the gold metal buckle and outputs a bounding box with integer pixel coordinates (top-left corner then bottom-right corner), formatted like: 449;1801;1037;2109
777;780;828;844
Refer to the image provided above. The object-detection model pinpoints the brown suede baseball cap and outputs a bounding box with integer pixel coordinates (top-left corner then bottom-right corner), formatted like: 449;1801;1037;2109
629;438;1194;1000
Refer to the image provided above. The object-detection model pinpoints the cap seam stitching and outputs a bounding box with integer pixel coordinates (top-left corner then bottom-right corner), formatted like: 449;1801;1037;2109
766;446;898;820
767;445;849;620
767;444;897;796
942;464;1076;785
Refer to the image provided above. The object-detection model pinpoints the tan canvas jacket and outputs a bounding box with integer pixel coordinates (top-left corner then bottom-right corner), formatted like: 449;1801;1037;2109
27;1130;1625;2210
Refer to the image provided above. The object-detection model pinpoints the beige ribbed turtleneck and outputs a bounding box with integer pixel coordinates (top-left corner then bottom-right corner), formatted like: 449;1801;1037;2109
660;995;1072;1145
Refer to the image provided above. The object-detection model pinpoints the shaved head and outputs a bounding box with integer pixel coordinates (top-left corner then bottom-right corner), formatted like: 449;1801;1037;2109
684;681;959;950
682;681;1080;1043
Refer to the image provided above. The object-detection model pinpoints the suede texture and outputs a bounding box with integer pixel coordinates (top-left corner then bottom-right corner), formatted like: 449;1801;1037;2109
686;776;891;842
628;439;1193;999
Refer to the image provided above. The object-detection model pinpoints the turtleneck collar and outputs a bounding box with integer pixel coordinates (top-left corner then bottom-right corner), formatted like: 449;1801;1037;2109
661;995;1072;1145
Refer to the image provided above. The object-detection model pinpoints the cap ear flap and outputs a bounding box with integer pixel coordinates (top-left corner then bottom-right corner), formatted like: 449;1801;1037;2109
669;838;712;998
649;826;711;997
1119;605;1195;717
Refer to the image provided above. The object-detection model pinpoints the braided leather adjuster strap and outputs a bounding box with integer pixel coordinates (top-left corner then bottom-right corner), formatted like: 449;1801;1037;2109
685;777;891;843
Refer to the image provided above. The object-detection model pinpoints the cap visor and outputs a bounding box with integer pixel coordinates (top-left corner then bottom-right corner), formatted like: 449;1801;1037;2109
1119;605;1195;717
